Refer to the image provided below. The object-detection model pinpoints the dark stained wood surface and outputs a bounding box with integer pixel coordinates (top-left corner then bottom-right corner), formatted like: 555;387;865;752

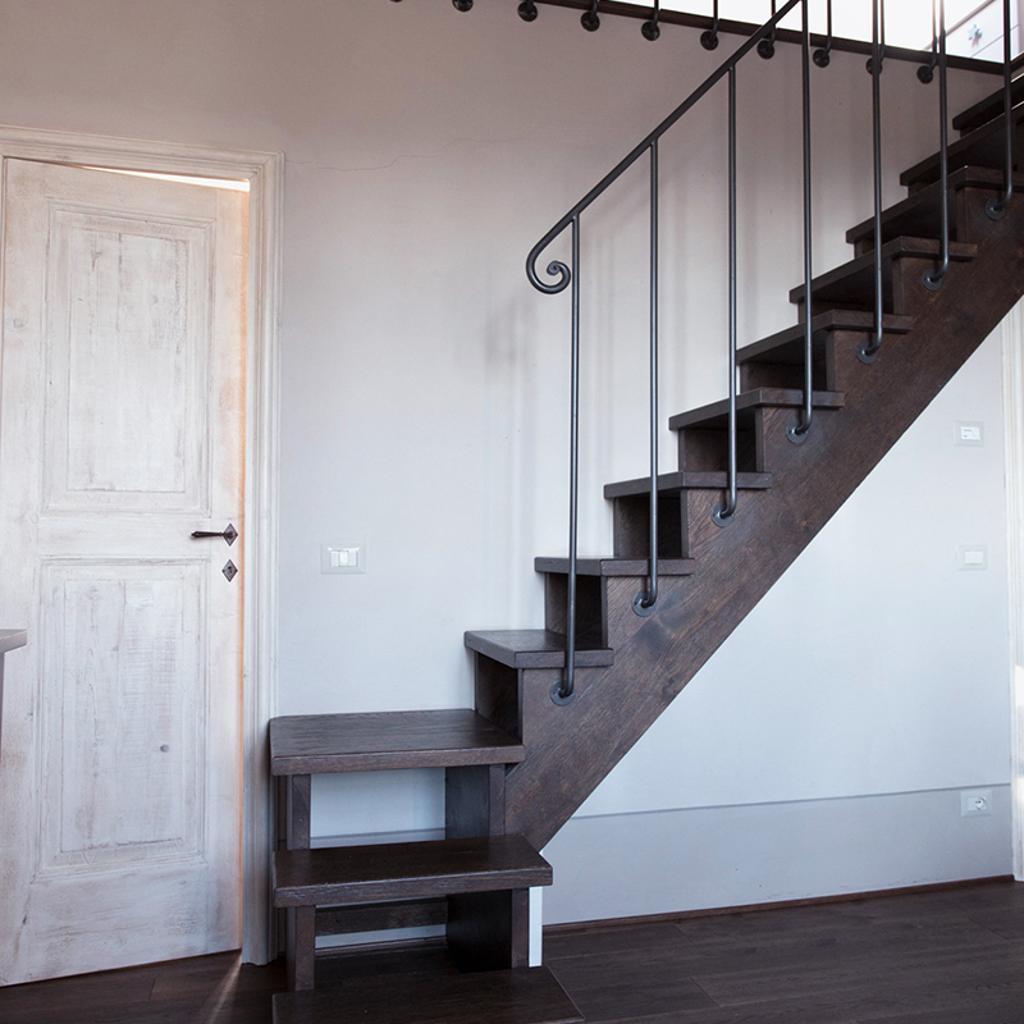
3;882;1024;1023
270;709;524;776
603;470;773;499
902;104;1024;188
846;167;1024;248
788;236;977;309
953;81;1024;134
273;835;551;908
464;629;615;669
534;556;696;577
272;966;583;1024
667;388;845;431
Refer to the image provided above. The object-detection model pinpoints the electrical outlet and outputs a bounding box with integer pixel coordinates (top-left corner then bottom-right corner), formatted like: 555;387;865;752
956;421;984;446
960;789;993;818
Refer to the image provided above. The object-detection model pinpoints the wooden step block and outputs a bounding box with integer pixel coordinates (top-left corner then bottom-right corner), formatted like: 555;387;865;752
901;104;1024;190
270;709;524;776
464;629;614;669
667;387;844;433
737;311;914;392
789;236;977;315
272;966;584;1024
534;556;695;577
274;835;552;908
847;167;1024;251
604;470;772;500
953;85;1024;135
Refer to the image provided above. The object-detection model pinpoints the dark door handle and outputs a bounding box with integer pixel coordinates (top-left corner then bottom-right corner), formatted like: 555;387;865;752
190;523;238;546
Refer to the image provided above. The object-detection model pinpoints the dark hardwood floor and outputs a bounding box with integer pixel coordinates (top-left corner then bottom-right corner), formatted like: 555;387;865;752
2;881;1023;1023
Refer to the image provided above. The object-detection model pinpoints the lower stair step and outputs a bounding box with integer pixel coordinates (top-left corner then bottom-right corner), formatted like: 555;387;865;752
272;966;584;1024
535;556;695;577
274;835;552;907
604;470;772;499
465;628;614;669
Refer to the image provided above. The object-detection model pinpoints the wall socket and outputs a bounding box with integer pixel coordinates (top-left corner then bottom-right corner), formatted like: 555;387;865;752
956;421;985;446
960;789;993;818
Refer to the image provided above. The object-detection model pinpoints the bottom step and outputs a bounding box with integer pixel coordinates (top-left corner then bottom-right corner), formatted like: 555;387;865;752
273;966;583;1024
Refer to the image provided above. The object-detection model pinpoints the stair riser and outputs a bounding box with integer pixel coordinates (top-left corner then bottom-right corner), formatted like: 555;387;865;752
853;184;1011;257
739;346;834;392
612;492;686;560
797;251;968;321
677;421;764;474
540;568;695;655
905;116;1024;192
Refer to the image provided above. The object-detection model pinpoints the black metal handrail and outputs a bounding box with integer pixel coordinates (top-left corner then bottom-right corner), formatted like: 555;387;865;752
528;0;806;702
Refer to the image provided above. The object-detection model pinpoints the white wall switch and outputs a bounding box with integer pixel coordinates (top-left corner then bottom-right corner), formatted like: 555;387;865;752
321;544;366;575
956;421;985;446
960;789;993;817
957;546;988;571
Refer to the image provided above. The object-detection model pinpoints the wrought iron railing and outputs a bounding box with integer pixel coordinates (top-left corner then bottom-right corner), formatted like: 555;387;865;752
526;0;1017;703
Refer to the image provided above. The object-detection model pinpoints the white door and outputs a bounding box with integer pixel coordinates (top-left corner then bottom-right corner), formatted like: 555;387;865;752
0;159;247;984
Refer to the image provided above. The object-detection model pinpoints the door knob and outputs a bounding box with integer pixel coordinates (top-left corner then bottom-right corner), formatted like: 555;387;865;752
190;523;238;546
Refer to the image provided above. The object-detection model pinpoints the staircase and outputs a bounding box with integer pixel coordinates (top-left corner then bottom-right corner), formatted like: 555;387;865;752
268;8;1024;1023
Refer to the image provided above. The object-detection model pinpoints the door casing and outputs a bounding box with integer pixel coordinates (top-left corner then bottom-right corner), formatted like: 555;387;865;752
1003;301;1024;883
0;124;282;965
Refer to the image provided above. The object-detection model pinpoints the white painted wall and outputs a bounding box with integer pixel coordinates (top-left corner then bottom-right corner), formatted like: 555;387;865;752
0;0;1012;924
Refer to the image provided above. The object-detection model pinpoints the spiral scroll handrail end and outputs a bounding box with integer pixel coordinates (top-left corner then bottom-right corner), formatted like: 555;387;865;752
526;252;572;295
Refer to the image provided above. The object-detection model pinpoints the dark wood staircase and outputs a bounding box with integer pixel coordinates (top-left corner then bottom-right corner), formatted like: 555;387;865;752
268;73;1024;1024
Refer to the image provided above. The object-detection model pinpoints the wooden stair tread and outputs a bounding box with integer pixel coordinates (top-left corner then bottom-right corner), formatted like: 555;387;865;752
604;470;772;499
901;104;1024;188
274;835;552;907
272;966;583;1024
953;81;1024;134
269;709;524;776
534;556;696;577
464;628;614;668
667;387;844;432
789;236;978;307
847;166;1024;246
737;311;914;365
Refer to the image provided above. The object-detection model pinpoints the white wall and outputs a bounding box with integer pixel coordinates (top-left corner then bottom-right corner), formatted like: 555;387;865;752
0;0;1012;922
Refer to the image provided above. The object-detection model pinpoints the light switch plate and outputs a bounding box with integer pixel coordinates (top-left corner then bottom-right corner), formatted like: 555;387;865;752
956;420;985;446
957;546;988;571
321;543;366;575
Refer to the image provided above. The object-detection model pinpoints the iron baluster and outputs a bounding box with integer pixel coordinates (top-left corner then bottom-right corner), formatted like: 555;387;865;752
642;0;661;41
814;0;833;68
759;0;778;59
553;215;581;705
918;0;938;83
789;0;814;443
714;65;739;527
582;0;601;31
924;0;950;291
636;142;660;615
859;0;886;364
701;0;720;50
986;0;1015;219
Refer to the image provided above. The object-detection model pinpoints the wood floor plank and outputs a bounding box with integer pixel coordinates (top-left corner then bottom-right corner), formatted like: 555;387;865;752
2;883;1023;1023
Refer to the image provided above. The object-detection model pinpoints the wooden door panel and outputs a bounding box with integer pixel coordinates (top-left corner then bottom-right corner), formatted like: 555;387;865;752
0;159;245;984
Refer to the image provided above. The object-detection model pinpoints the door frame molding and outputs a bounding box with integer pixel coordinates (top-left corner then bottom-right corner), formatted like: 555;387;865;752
1002;302;1024;882
0;124;282;963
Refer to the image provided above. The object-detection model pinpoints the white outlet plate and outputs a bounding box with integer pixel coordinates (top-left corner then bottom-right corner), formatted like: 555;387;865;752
321;543;366;575
956;421;985;446
960;788;993;817
957;546;988;571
